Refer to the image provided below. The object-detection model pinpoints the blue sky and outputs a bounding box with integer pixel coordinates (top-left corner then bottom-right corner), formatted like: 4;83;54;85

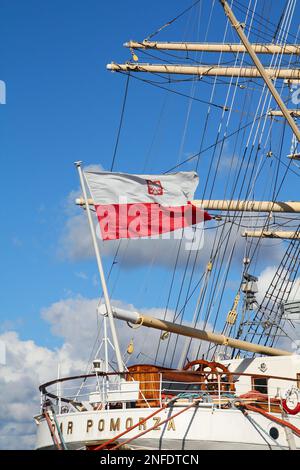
1;0;182;345
1;0;299;350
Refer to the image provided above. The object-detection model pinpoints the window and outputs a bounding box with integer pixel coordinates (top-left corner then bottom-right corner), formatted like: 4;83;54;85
252;376;268;394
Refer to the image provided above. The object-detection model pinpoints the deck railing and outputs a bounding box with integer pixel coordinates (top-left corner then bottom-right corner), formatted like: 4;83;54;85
38;369;299;415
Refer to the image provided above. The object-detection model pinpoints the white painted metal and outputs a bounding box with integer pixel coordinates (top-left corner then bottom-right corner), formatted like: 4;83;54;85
89;381;140;403
103;316;109;374
75;162;124;372
57;364;61;415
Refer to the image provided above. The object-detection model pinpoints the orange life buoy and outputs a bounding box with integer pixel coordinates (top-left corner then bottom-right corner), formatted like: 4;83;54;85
282;388;300;415
282;399;300;415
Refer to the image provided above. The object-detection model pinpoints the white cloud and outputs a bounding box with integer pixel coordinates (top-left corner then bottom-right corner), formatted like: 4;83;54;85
0;330;84;450
257;266;300;305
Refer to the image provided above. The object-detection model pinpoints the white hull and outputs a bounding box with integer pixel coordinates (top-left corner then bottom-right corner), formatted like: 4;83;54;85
35;405;300;450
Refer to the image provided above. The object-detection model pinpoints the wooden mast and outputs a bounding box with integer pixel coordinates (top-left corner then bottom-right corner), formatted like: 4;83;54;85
107;63;300;80
243;231;300;239
268;110;300;118
125;41;300;55
107;306;292;357
76;197;300;213
196;200;300;213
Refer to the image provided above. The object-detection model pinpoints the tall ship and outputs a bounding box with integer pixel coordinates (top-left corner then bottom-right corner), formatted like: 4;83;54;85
34;0;300;450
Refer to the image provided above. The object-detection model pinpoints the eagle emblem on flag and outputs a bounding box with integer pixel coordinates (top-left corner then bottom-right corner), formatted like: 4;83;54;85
147;179;164;196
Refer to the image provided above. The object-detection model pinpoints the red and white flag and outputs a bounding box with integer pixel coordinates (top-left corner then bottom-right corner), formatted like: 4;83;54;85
83;170;211;240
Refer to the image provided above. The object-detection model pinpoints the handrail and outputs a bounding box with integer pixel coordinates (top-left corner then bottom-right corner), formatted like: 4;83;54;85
39;369;298;407
39;369;298;394
42;383;293;394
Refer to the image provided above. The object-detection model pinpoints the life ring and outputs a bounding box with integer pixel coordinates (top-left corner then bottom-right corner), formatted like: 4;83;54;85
282;399;300;415
282;389;300;415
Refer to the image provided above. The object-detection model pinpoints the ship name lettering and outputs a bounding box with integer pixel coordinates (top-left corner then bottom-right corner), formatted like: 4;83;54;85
125;417;133;429
98;419;105;432
67;421;73;435
139;418;147;431
110;417;120;431
86;419;93;433
167;419;176;431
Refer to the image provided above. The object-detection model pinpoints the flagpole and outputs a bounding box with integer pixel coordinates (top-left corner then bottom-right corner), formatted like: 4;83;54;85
74;161;124;373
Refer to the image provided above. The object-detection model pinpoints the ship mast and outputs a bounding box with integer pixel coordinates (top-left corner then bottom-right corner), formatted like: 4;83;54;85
103;1;300;357
125;41;300;55
105;306;291;357
107;63;300;80
243;231;300;240
76;198;300;213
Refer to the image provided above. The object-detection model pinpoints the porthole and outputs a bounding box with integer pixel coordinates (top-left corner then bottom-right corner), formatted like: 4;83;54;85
269;427;279;440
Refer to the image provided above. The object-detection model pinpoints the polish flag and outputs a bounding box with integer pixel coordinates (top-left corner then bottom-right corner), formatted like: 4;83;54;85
83;170;211;241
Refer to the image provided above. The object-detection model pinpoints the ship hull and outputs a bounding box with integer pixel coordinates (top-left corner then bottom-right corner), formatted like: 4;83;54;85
35;405;300;450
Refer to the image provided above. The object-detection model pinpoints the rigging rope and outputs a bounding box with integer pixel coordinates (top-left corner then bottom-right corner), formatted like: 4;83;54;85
110;73;130;171
145;0;202;41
